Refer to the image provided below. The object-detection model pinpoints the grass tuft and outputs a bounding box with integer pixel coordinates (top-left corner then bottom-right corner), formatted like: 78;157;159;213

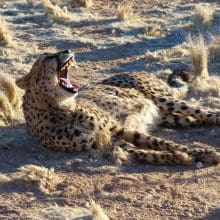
0;19;12;46
0;73;20;125
191;5;213;30
117;2;138;22
89;200;109;220
42;0;73;23
188;35;209;79
14;164;62;194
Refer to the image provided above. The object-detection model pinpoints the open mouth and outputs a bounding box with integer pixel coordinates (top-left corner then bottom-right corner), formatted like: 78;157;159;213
58;56;80;93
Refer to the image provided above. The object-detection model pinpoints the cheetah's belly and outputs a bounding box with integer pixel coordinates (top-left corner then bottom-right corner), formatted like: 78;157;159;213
78;89;160;134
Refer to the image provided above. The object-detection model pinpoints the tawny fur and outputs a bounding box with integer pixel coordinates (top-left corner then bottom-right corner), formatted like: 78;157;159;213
16;51;220;165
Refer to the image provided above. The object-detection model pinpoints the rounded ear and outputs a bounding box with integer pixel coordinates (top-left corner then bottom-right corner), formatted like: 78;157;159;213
16;74;32;90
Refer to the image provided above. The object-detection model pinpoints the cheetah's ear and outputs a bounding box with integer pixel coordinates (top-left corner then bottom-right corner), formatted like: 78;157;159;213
16;73;32;90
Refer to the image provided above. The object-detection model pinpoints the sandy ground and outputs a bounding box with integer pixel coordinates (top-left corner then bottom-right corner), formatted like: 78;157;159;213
0;0;220;219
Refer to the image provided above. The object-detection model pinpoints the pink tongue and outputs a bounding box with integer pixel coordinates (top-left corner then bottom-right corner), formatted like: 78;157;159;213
73;83;80;89
59;78;73;88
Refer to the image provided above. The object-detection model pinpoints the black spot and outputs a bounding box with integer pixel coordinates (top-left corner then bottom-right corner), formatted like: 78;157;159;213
116;128;124;136
58;135;62;140
161;155;165;160
74;129;81;136
185;118;190;123
195;109;201;114
159;98;166;102
167;102;174;106
134;132;140;139
91;142;97;149
181;106;188;110
81;139;87;143
152;140;159;148
168;107;175;112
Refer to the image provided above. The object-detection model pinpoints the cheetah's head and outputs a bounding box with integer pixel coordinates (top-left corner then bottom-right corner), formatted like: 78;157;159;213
16;50;80;105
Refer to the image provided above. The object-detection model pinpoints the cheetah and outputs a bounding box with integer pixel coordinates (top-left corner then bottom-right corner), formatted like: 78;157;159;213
16;50;220;165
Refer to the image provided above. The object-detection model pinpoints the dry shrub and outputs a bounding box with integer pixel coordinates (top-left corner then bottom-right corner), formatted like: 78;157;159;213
191;5;213;30
13;164;62;194
89;200;109;220
42;0;73;23
0;73;20;107
0;19;12;46
117;2;138;22
69;0;93;8
0;73;20;125
188;35;209;79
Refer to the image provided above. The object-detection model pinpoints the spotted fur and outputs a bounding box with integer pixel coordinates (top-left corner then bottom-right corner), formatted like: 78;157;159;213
16;50;220;165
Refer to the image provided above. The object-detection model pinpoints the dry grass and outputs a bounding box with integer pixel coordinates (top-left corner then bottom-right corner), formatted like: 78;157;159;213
69;0;93;8
117;2;138;22
191;5;213;30
42;0;73;23
145;51;160;62
26;0;34;6
0;73;20;107
28;201;109;219
0;19;12;46
0;173;11;183
0;73;20;125
188;35;209;79
31;205;90;220
190;76;220;96
13;164;62;194
89;200;109;220
145;24;161;37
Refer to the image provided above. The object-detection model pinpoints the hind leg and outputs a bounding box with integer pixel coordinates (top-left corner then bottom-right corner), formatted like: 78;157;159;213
160;113;203;128
117;142;192;165
114;128;189;153
154;97;220;125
